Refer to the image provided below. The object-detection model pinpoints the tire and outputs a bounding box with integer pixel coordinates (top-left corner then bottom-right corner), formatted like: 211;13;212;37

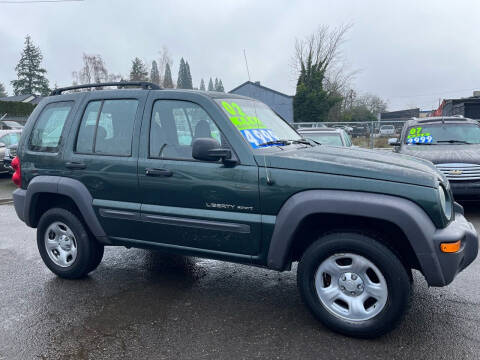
297;232;411;338
37;207;104;279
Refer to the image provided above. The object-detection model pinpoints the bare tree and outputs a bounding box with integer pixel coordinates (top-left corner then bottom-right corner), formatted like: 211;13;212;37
72;53;120;86
157;45;173;84
293;23;357;101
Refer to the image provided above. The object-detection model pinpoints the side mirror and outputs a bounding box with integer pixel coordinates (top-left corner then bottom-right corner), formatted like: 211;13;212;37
388;138;400;146
192;138;234;163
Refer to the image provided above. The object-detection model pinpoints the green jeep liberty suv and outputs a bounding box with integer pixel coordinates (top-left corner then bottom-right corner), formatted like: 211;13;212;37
11;82;478;338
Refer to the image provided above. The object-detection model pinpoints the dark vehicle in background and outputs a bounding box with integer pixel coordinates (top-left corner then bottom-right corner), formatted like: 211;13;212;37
390;116;480;199
298;127;353;147
351;123;370;138
0;130;21;173
10;82;478;338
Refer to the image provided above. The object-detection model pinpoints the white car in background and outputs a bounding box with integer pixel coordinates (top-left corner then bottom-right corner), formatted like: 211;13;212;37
379;125;395;136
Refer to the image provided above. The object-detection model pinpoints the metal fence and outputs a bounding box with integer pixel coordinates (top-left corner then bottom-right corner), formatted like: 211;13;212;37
292;120;408;149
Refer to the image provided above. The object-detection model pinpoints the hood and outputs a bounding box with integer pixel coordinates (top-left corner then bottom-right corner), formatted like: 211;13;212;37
400;144;480;165
255;145;443;187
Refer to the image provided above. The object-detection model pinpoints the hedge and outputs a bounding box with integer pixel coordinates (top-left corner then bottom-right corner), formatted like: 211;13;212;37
0;101;36;116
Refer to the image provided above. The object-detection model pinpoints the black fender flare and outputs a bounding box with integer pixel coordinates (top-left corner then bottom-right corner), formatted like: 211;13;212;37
266;190;445;285
23;176;108;242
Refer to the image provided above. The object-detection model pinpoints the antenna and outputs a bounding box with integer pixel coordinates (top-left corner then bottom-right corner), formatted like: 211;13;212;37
243;49;251;81
243;49;273;185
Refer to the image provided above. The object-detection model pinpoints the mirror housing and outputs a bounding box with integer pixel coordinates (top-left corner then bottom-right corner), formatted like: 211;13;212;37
192;138;234;163
388;138;400;146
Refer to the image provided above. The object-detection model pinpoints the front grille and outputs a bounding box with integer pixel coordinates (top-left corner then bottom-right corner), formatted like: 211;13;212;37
436;163;480;181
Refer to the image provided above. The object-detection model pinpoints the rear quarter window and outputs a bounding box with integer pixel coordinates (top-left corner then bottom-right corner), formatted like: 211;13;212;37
29;101;73;152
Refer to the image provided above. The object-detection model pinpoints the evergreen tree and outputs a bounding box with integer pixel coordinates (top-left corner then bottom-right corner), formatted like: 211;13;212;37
129;57;148;81
199;78;205;91
214;78;219;91
207;78;214;91
177;58;187;89
11;35;50;96
185;61;193;89
216;79;225;92
293;54;342;123
163;63;174;88
0;82;7;97
150;60;160;85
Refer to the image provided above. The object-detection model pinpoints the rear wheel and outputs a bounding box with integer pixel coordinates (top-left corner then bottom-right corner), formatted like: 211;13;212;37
37;208;104;279
297;232;411;338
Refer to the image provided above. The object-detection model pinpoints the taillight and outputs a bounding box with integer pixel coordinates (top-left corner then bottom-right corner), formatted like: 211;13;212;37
11;156;21;187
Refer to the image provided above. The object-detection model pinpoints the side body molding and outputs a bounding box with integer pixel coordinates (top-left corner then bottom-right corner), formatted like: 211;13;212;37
23;176;108;243
266;190;442;284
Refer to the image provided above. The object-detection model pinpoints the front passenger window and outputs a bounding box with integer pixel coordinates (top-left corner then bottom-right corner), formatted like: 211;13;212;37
149;100;224;160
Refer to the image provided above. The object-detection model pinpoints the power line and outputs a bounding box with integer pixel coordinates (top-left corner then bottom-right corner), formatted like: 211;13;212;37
0;0;83;3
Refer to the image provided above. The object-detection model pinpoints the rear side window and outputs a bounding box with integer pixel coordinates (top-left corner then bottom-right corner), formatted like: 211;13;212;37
29;102;73;152
76;99;139;156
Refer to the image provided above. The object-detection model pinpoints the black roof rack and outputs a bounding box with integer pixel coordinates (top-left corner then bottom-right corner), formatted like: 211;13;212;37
50;81;161;96
414;116;470;124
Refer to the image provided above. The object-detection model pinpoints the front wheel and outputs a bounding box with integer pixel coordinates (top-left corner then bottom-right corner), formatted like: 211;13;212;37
297;232;411;338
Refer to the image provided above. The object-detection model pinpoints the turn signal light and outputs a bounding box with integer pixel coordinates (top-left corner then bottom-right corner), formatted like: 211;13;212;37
440;240;461;253
11;156;21;187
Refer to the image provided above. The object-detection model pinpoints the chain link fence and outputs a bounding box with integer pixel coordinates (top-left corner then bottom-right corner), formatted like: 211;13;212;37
292;120;408;149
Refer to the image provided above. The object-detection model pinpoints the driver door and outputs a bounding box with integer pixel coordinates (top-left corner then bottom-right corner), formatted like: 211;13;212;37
137;94;261;258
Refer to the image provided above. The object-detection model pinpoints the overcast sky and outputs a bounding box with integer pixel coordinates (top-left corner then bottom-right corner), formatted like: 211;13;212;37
1;0;479;110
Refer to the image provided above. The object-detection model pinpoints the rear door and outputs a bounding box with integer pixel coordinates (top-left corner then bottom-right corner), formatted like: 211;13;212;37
136;92;261;258
63;90;147;239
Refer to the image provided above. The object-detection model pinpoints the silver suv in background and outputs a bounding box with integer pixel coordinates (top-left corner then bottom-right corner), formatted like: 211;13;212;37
298;127;353;147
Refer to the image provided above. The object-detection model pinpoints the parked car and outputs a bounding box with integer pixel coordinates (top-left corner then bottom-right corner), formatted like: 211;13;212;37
333;125;353;134
351;123;370;138
390;116;480;199
0;129;21;173
298;127;353;147
11;82;478;338
0;120;24;130
3;143;18;174
379;125;395;136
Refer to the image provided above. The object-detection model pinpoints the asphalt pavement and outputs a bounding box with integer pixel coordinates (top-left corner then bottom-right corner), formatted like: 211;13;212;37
0;199;479;360
0;175;15;203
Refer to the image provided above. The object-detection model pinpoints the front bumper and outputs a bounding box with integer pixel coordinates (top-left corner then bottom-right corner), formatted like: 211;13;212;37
420;206;478;286
450;181;480;199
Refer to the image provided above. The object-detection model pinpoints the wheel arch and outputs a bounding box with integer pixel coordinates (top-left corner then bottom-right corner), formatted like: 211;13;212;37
267;190;442;284
24;176;109;244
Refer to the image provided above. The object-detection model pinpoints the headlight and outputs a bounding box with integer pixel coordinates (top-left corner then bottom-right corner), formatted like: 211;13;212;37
438;185;452;221
4;148;10;158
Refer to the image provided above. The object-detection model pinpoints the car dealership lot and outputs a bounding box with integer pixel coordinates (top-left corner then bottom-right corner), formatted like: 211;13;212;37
0;202;478;360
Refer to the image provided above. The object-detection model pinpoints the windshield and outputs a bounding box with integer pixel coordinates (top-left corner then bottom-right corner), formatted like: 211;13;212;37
405;123;480;145
302;132;343;146
215;98;300;148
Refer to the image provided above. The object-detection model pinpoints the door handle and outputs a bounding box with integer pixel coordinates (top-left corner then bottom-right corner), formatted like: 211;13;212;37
65;161;87;170
145;168;173;177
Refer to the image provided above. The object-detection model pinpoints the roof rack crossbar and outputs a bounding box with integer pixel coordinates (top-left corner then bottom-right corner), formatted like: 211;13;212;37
50;82;161;96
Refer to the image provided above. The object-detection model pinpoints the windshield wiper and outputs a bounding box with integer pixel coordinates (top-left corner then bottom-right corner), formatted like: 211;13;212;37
258;139;316;147
436;140;472;144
